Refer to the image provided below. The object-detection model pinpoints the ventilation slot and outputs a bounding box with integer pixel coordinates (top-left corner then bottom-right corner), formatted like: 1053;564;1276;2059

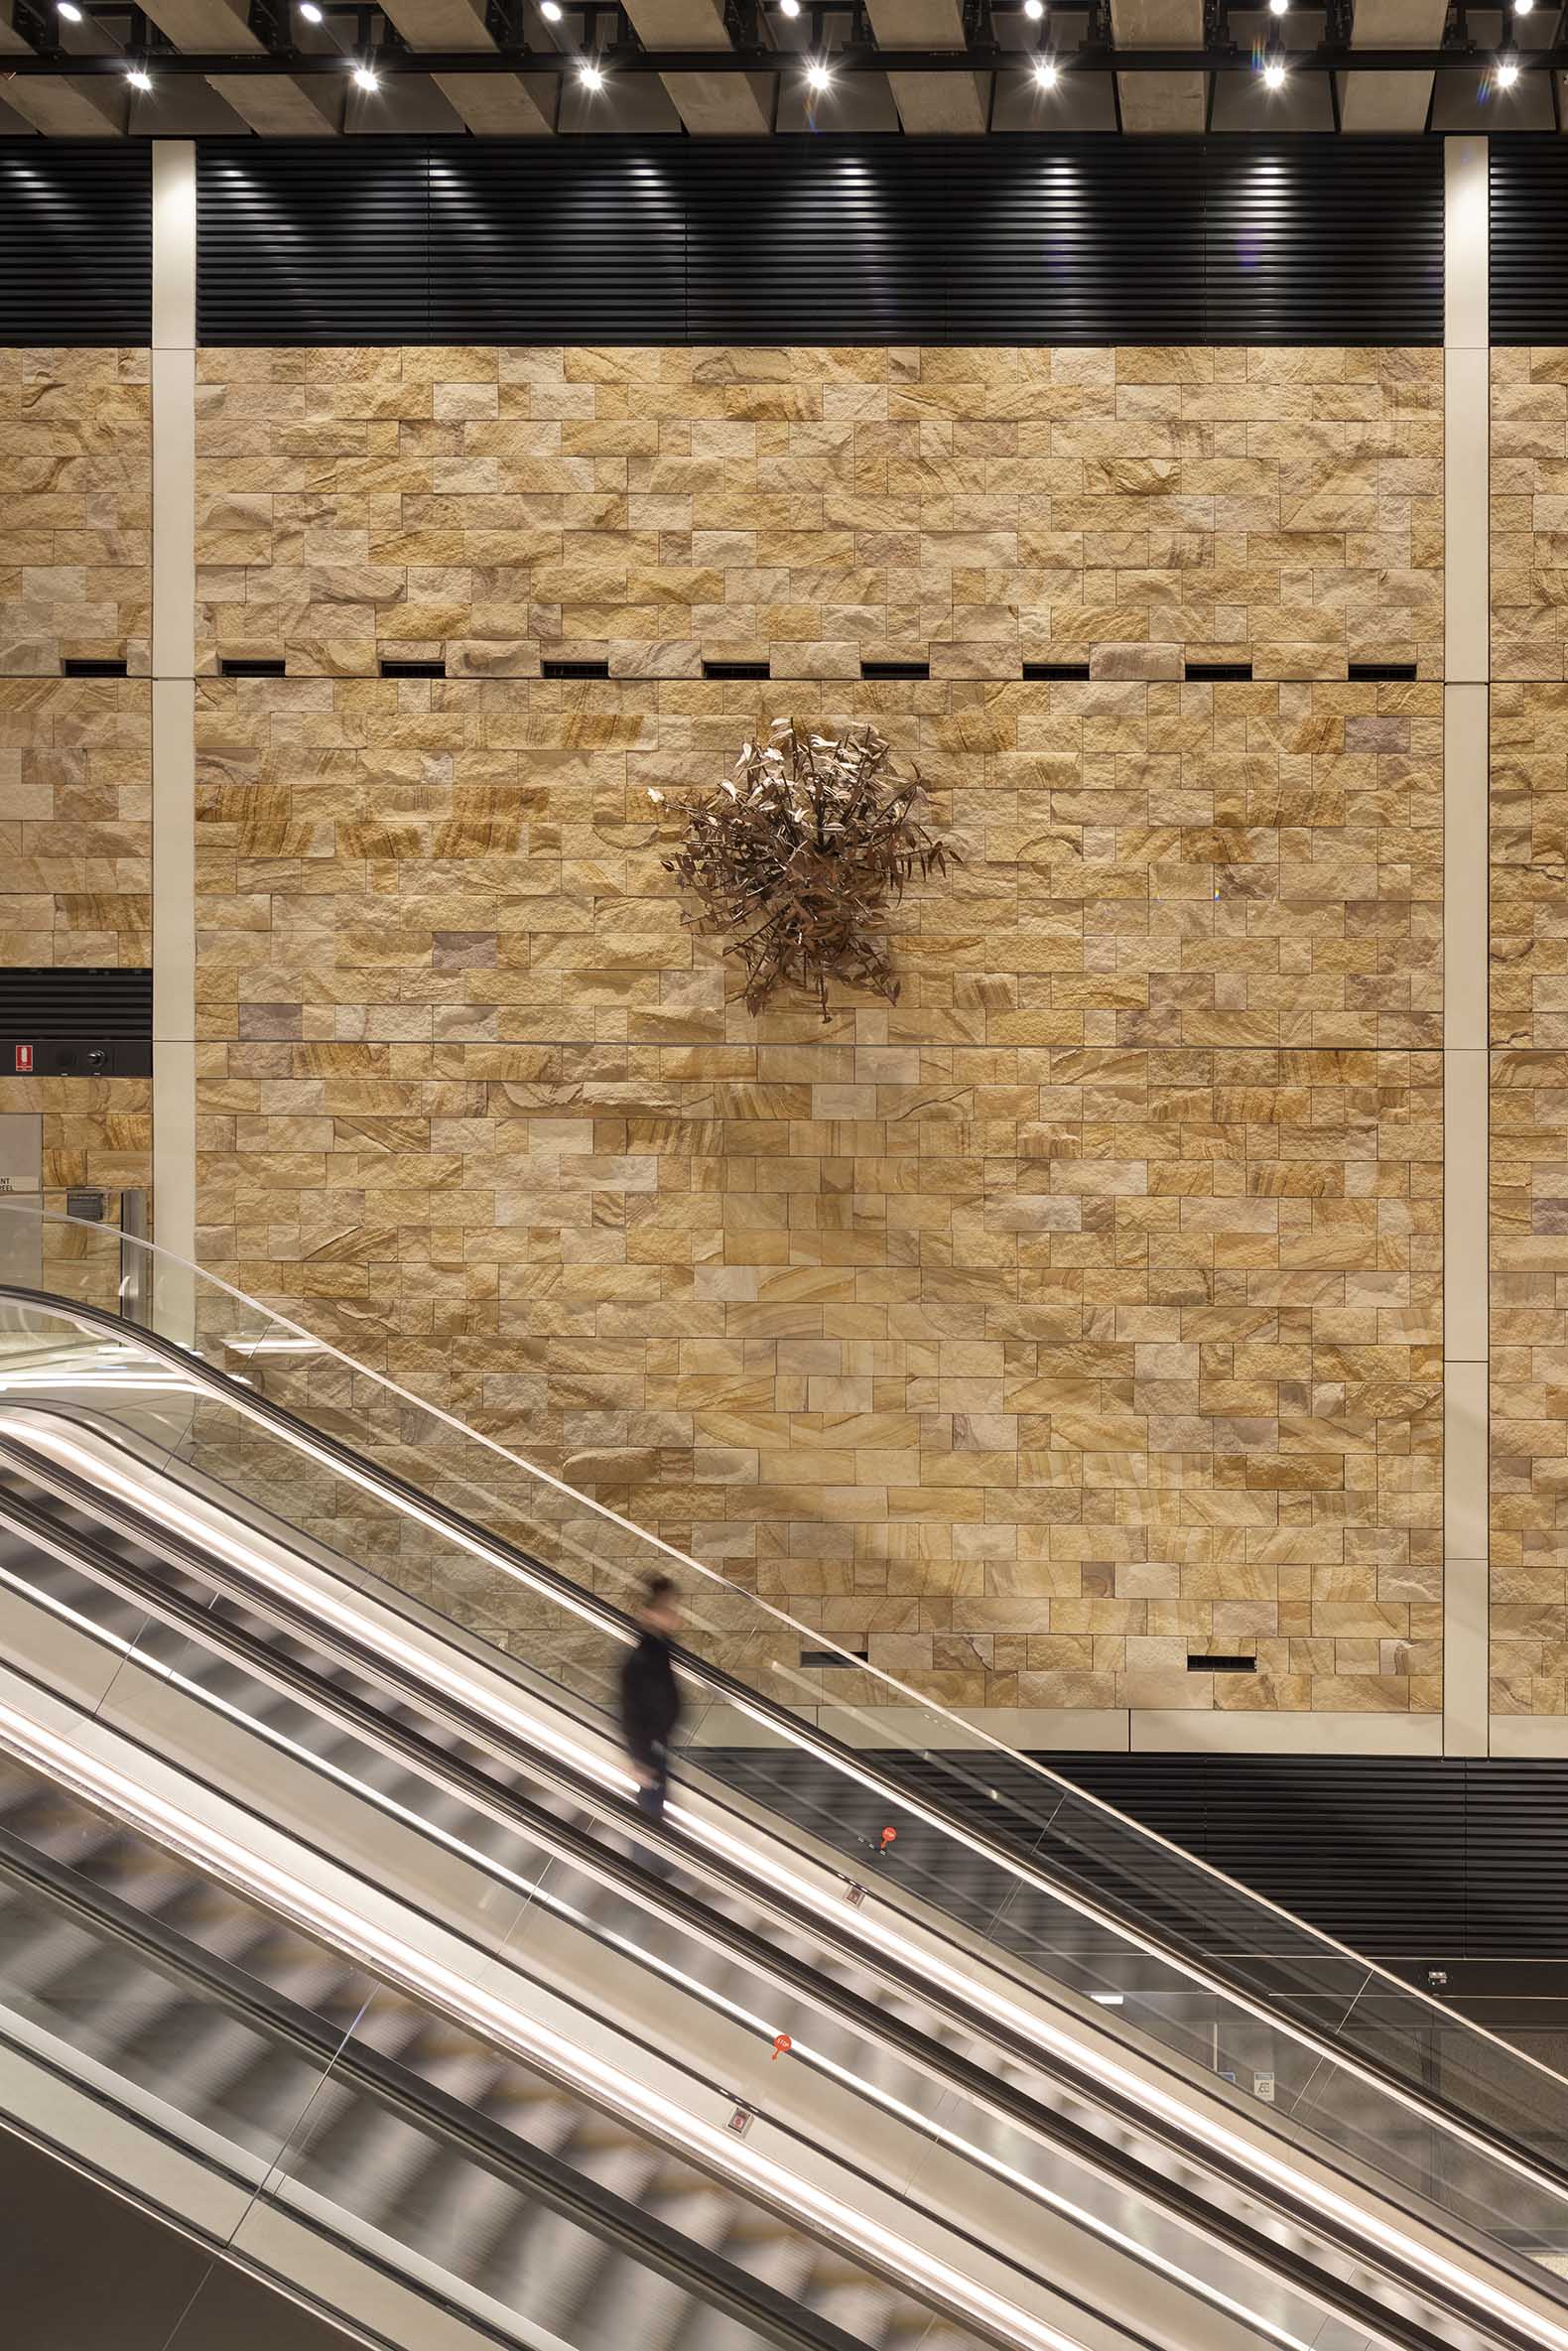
1188;1653;1257;1673
702;659;771;681
543;658;611;680
1348;661;1418;682
1184;661;1253;682
220;657;287;679
380;658;447;680
860;660;929;681
1023;662;1092;682
62;658;129;679
800;1649;870;1669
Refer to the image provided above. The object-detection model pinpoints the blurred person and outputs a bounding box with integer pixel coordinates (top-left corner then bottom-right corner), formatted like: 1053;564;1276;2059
618;1573;682;1828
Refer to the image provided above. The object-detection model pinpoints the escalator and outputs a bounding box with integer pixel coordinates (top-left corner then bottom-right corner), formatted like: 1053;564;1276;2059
0;1215;1565;2351
0;1750;1003;2351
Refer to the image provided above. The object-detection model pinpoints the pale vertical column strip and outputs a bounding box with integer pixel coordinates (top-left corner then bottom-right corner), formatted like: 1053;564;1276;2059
151;140;197;1343
1442;137;1490;1758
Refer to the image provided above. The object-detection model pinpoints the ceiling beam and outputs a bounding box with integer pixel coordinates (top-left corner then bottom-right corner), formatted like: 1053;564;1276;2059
0;38;1527;68
619;0;774;133
862;0;988;131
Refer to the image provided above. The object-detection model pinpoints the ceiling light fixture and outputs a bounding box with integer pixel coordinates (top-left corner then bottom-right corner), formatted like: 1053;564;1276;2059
1514;0;1535;14
350;58;379;87
1032;54;1058;86
540;0;563;16
1496;49;1520;81
805;57;831;89
779;0;802;14
1268;0;1288;15
56;2;83;20
1261;52;1285;85
297;1;323;18
1024;0;1045;16
125;62;152;88
578;56;603;87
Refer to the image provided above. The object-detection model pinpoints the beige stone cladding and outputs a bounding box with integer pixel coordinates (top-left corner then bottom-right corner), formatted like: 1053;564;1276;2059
0;350;151;678
195;345;1443;683
193;663;1443;1716
1493;350;1568;685
1492;682;1568;1714
0;677;153;1253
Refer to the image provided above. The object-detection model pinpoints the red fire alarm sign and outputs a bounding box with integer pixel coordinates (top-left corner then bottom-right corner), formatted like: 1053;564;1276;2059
14;1046;32;1074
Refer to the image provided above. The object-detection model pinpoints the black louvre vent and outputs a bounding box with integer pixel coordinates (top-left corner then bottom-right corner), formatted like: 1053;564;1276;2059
380;659;447;679
62;659;129;680
1492;141;1568;344
861;660;930;681
703;660;772;681
1186;661;1253;681
0;145;151;346
1024;662;1093;681
195;137;1443;351
219;657;287;679
1349;661;1419;682
542;657;611;680
0;969;152;1080
1189;1654;1257;1672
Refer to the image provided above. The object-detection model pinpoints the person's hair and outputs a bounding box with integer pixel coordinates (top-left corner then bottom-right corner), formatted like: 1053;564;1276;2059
642;1574;677;1608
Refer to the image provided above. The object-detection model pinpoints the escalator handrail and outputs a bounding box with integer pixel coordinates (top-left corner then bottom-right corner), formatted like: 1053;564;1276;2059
0;1239;1523;2049
4;1275;1568;2151
1;1432;1564;2351
0;1811;881;2351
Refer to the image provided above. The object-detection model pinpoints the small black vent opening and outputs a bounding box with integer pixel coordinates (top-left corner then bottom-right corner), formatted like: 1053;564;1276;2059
1189;1653;1258;1673
543;658;611;680
1185;662;1253;683
860;660;929;681
62;658;129;680
220;657;287;679
1348;661;1418;682
800;1648;870;1669
702;659;771;681
380;658;447;680
1023;662;1093;682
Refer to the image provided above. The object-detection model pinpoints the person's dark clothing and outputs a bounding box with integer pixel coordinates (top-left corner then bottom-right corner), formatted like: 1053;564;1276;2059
619;1627;681;1824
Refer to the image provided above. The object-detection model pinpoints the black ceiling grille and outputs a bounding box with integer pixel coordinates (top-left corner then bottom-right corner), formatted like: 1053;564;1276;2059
0;969;152;1080
1491;140;1568;344
1204;139;1443;347
0;144;151;346
194;136;1444;350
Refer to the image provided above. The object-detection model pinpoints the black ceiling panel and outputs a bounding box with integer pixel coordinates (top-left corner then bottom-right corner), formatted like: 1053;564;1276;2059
1204;138;1444;345
0;143;151;345
944;138;1205;345
684;138;946;345
196;140;431;346
430;141;686;343
1491;139;1568;344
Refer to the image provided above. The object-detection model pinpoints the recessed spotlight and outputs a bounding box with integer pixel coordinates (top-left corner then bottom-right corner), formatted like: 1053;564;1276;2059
1024;0;1044;15
1261;54;1285;85
1268;0;1288;15
56;2;83;20
540;0;562;16
779;0;801;14
298;1;323;18
1514;0;1535;14
1497;50;1520;81
350;58;378;87
1033;54;1058;86
125;63;152;88
578;56;603;87
805;57;831;89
